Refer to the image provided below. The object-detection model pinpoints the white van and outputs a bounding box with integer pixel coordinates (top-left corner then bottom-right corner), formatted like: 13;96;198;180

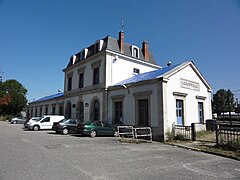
28;115;65;131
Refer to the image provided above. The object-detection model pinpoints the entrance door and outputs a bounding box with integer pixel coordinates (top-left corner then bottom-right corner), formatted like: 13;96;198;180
138;99;149;126
198;102;204;123
114;101;122;124
176;100;184;125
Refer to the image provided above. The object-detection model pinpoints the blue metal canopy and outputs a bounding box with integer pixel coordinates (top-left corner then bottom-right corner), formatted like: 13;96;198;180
115;63;181;86
31;92;64;103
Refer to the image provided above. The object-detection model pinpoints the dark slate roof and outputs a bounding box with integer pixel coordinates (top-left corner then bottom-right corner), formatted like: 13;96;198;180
106;36;157;65
66;34;158;68
30;92;64;103
115;63;182;86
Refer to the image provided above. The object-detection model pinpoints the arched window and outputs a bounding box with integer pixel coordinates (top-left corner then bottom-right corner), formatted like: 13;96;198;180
76;101;84;121
65;102;72;119
93;99;100;121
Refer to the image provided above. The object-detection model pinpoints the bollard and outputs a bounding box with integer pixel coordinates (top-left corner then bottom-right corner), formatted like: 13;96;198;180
191;123;196;141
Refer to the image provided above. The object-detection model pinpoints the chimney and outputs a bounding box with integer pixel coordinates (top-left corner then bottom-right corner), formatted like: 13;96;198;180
142;41;149;61
118;31;124;53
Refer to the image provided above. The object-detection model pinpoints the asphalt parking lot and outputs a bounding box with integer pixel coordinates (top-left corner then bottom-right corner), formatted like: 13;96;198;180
0;121;240;180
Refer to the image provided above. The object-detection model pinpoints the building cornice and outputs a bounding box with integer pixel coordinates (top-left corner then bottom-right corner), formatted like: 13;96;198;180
106;49;161;69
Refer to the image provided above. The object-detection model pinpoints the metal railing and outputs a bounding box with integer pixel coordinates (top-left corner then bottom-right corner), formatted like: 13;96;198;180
134;127;152;142
216;125;240;148
117;126;152;142
117;126;134;138
173;125;192;140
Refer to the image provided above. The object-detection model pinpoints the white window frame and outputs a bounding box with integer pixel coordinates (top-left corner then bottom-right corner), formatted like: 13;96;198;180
131;45;139;58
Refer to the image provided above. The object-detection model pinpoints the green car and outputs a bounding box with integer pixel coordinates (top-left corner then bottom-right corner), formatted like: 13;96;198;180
76;121;118;137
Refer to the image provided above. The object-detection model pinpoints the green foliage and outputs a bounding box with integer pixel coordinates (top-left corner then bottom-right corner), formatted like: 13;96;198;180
165;131;174;142
212;89;236;116
174;133;186;141
0;79;27;116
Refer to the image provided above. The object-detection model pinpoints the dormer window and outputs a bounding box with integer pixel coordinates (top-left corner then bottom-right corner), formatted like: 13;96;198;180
95;39;104;53
131;45;139;58
72;55;77;65
81;48;88;60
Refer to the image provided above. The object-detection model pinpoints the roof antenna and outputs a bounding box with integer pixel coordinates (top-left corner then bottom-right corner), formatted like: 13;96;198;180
121;16;125;32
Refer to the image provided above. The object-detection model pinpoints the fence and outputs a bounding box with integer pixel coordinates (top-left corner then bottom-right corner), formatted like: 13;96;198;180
216;125;240;149
173;125;192;140
134;127;152;142
117;126;134;138
117;126;152;142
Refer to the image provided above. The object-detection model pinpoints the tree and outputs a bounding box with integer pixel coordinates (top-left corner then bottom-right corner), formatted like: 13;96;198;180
212;89;236;117
0;79;27;116
225;89;235;119
212;89;226;116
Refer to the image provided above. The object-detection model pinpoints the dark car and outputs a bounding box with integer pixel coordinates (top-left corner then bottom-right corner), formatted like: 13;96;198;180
76;121;117;137
52;119;82;135
11;117;26;124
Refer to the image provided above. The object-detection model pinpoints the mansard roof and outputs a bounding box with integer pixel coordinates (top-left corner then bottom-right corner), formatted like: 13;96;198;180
66;35;157;69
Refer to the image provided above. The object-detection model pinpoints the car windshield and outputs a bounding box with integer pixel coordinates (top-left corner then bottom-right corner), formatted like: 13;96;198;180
34;117;43;121
82;121;92;125
59;119;68;123
32;117;41;121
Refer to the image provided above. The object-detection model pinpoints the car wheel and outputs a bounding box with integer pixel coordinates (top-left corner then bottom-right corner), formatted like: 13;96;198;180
62;128;69;135
90;130;97;138
13;121;17;124
33;125;39;131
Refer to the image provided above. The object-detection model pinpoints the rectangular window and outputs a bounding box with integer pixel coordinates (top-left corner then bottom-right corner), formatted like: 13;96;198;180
198;102;204;124
67;77;72;91
93;67;99;85
59;106;63;115
45;107;48;115
133;68;140;74
79;73;84;88
176;99;184;125
40;107;42;117
52;106;56;115
138;99;149;126
114;101;123;124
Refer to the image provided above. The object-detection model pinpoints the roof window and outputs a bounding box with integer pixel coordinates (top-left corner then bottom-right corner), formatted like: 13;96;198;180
81;48;88;60
131;45;139;58
95;39;104;53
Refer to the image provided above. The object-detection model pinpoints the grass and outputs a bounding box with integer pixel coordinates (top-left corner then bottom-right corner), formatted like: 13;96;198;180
169;130;240;160
195;145;240;160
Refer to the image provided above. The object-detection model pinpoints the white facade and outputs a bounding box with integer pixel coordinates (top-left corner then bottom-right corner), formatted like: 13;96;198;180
28;32;212;141
107;62;212;140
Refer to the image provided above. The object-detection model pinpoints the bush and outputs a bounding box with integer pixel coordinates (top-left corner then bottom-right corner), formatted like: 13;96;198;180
174;133;186;141
0;115;13;121
165;131;174;142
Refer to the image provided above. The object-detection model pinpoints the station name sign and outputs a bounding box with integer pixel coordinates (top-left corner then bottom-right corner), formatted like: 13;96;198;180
180;78;200;91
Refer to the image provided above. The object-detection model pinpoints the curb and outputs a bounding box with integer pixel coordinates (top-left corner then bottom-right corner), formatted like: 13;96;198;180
165;142;240;161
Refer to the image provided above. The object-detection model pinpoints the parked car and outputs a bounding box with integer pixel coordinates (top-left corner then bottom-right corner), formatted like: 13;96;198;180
76;121;117;137
24;117;41;128
52;119;83;135
11;117;26;124
28;115;65;131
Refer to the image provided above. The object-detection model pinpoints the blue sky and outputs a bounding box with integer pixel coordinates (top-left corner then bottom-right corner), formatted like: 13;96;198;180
0;0;240;101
